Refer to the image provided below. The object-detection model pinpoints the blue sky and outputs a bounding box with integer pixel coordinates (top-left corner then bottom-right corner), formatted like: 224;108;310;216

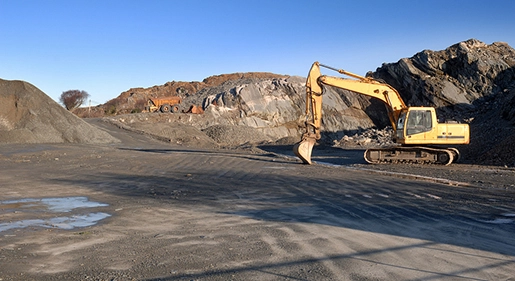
1;0;514;105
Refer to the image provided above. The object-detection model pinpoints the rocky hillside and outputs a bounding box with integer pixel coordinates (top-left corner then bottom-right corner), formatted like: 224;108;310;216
371;39;515;119
80;72;288;116
101;75;379;145
105;39;515;166
371;39;515;166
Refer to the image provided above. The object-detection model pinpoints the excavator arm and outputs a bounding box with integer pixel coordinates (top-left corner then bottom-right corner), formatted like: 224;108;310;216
294;62;407;164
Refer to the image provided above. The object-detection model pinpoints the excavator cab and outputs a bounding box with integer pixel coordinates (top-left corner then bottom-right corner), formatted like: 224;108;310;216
395;107;469;146
396;108;435;142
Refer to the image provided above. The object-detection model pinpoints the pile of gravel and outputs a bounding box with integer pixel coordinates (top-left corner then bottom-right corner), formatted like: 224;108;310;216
202;124;271;147
0;79;119;144
333;127;396;148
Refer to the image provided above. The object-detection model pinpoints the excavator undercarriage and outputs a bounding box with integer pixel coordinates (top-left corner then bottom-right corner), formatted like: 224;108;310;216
364;146;459;166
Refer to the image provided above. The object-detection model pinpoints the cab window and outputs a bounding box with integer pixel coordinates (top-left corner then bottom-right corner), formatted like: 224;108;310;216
397;111;406;130
406;110;432;135
396;111;407;139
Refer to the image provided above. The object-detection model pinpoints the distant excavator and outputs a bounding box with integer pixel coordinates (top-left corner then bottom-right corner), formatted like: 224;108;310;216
293;62;470;165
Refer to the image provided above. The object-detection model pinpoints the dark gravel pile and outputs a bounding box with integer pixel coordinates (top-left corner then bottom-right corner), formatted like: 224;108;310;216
0;79;119;144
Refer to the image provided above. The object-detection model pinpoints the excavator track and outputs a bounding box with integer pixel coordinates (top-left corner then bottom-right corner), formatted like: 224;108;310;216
364;146;456;165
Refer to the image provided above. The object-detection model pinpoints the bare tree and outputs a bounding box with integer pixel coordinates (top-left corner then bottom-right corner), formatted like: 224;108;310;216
60;90;90;110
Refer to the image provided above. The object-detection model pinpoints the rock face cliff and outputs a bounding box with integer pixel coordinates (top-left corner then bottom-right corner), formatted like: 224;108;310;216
104;76;377;146
88;73;377;143
185;76;375;142
371;39;515;165
371;39;515;119
88;72;289;116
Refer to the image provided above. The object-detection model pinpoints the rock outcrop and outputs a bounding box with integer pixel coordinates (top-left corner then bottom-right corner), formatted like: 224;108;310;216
106;76;377;146
82;72;289;117
371;39;515;119
370;39;515;165
0;79;119;144
187;76;375;142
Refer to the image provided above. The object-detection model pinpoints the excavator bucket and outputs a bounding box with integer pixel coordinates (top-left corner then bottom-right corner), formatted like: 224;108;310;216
293;137;316;164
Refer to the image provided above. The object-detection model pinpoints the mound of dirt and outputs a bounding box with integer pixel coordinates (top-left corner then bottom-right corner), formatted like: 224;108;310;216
103;114;219;148
370;39;515;166
202;124;271;146
0;79;119;144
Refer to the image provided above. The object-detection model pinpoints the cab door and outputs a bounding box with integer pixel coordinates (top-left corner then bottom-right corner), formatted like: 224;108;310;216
404;109;435;144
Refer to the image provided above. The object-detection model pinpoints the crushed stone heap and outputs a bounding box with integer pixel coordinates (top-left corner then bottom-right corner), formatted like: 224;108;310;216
0;79;119;144
371;39;515;166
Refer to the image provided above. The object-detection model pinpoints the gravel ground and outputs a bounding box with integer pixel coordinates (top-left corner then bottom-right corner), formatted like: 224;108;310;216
1;120;514;281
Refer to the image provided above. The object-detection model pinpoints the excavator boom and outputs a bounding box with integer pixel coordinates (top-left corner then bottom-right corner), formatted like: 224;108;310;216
292;62;324;164
294;62;406;164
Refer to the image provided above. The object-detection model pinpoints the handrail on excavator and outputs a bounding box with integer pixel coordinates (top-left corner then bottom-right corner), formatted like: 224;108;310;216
318;63;368;80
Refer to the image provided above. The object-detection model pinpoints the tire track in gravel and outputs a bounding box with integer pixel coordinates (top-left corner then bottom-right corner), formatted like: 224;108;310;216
76;118;515;280
91;118;515;255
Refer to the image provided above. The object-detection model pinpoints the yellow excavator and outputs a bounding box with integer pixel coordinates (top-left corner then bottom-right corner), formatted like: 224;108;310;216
293;62;470;165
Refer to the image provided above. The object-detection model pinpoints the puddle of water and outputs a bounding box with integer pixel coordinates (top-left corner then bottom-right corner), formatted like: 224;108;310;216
482;218;514;224
0;196;108;212
0;213;111;232
0;197;110;232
